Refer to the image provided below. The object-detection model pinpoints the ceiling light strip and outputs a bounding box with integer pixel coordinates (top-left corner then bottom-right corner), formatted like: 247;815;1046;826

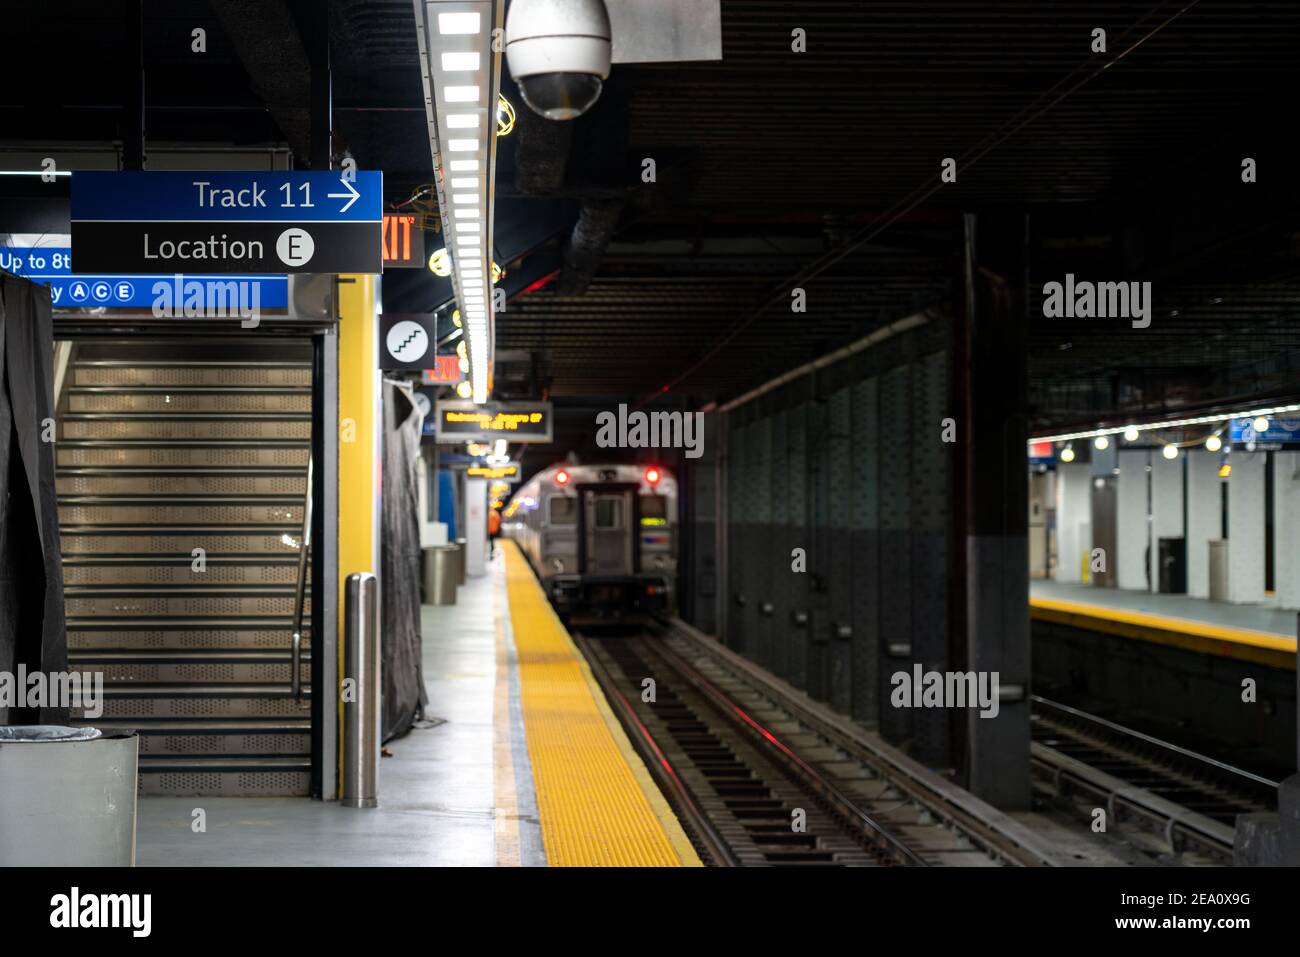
1030;403;1300;445
414;0;504;405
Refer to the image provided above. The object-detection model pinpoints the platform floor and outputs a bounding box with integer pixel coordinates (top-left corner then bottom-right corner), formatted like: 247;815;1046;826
135;545;696;866
1030;579;1297;669
1032;580;1297;638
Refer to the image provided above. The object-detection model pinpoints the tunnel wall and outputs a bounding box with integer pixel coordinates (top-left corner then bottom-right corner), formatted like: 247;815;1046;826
705;314;956;762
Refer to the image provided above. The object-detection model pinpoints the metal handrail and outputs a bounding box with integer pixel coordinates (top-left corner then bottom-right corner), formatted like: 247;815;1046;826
291;456;314;704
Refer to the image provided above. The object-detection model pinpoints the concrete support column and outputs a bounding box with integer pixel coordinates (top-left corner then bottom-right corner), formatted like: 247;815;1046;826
1228;451;1266;604
1116;450;1148;591
336;274;380;801
1274;452;1300;610
1053;462;1091;583
1186;449;1220;599
1149;452;1185;591
464;477;487;576
684;412;720;632
957;213;1030;809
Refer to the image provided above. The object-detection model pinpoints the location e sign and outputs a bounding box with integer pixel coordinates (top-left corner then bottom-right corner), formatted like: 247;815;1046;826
70;171;383;274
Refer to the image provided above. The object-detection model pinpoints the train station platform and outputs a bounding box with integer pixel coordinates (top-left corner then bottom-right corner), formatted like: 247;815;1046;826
1030;580;1297;671
134;544;698;866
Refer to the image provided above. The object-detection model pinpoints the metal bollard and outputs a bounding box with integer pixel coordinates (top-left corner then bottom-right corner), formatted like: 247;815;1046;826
342;572;380;808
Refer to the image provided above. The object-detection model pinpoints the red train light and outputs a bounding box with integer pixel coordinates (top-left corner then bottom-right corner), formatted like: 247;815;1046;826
555;468;570;485
644;467;661;485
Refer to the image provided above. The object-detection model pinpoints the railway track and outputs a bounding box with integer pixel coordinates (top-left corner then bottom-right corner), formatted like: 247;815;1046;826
1029;695;1278;863
575;621;1062;867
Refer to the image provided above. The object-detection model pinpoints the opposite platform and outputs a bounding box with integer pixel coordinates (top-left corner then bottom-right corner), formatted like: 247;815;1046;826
1030;579;1297;670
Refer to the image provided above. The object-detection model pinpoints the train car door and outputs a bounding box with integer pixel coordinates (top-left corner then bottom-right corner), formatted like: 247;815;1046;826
580;485;636;575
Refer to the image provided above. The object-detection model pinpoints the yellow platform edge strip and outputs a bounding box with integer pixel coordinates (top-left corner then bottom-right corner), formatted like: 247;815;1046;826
502;542;701;866
1030;595;1296;671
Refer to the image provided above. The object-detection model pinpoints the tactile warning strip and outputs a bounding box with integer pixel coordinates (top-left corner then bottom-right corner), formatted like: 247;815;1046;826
503;543;700;866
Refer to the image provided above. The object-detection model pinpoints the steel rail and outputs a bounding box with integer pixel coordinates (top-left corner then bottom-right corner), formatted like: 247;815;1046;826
640;636;929;866
665;618;1062;867
573;632;740;867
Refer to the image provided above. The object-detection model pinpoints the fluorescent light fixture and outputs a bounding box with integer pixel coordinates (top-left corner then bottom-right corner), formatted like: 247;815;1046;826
437;12;480;34
1030;402;1300;445
441;51;481;71
0;169;72;178
415;0;503;406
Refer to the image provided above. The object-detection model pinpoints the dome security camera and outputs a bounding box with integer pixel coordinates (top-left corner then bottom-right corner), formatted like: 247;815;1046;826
505;0;611;121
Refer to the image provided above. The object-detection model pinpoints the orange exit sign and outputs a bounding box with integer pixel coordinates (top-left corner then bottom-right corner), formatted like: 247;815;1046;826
383;213;425;268
421;355;461;384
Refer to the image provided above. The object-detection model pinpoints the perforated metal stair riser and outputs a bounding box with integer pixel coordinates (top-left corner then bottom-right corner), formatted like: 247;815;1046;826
60;341;315;796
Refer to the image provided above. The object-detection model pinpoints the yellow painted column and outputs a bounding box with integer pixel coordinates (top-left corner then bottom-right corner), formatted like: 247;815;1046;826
335;273;380;795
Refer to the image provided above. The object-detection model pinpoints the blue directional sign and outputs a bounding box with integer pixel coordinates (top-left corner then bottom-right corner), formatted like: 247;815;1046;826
71;170;384;274
1230;416;1300;450
0;245;288;311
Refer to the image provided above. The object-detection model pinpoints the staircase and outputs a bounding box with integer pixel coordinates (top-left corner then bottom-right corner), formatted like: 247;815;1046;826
60;342;315;796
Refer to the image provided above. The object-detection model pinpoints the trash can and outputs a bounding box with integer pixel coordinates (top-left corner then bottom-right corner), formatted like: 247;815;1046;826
0;726;139;865
423;544;459;605
447;542;464;588
454;538;468;585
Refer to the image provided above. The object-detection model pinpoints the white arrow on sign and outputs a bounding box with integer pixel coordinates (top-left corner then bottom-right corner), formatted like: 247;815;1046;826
327;176;360;214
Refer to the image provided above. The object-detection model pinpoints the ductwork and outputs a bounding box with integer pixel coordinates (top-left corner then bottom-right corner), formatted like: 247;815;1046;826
556;199;623;295
208;0;314;164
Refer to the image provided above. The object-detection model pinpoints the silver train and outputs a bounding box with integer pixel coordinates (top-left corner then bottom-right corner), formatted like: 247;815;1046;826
503;462;678;622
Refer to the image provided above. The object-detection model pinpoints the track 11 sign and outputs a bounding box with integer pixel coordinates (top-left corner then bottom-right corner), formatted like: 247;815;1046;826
71;171;383;274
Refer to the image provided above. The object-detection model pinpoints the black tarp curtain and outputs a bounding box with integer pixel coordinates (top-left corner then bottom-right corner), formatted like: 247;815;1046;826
380;380;427;742
0;271;68;724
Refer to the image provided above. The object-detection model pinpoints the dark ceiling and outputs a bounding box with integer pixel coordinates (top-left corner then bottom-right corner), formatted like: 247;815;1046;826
4;0;1300;449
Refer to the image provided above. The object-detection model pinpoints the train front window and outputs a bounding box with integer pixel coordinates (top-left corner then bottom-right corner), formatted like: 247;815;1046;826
641;495;667;524
549;495;576;525
594;498;623;530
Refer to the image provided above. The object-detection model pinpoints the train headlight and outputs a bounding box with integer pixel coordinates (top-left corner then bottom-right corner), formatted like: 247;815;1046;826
555;469;570;485
644;466;661;485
